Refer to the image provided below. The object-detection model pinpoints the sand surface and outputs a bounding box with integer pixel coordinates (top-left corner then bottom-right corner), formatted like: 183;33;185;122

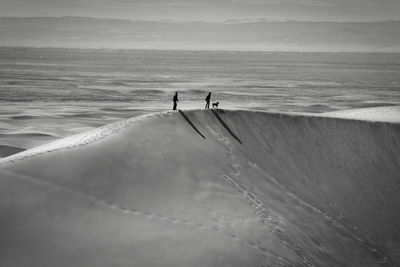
320;105;400;123
1;109;399;266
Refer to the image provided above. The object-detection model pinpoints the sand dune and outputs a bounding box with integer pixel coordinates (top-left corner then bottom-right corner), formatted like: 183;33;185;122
0;132;57;138
1;109;399;266
321;106;400;123
0;145;25;158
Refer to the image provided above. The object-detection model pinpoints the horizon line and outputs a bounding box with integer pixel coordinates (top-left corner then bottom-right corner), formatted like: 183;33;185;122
1;16;400;24
2;45;400;54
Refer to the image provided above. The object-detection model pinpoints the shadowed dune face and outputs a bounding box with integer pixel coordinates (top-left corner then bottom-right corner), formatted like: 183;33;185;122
0;145;25;158
0;110;400;267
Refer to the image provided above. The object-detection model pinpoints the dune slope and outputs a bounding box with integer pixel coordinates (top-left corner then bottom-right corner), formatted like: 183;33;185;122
0;109;399;267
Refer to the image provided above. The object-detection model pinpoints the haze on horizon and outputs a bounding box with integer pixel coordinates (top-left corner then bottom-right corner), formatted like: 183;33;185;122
1;0;400;51
1;0;400;22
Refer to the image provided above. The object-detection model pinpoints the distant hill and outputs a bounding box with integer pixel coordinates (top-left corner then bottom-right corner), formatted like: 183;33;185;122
1;17;400;52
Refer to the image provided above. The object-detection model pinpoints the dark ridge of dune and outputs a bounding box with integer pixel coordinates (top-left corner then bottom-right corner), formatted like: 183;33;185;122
352;103;399;109
185;89;207;94
243;85;281;89
0;145;25;158
0;110;399;267
100;107;150;112
129;89;165;94
10;115;41;120
0;132;57;138
305;104;335;112
60;113;102;118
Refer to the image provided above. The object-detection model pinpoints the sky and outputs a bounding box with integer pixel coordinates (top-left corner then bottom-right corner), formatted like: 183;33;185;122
0;0;399;22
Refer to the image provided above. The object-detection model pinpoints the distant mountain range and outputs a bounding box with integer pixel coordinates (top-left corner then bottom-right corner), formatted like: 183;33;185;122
1;17;399;52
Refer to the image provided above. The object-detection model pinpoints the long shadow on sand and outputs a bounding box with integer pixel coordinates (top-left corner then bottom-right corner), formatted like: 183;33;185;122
178;110;206;139
212;109;243;144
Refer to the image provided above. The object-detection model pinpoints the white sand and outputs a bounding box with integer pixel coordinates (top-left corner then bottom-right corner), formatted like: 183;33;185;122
320;105;400;123
0;109;399;266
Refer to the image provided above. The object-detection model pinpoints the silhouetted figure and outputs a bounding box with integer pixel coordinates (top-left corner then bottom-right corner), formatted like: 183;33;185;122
173;92;179;110
205;92;211;109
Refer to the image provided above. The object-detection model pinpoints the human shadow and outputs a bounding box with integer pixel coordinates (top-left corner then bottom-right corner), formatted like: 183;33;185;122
212;109;243;144
178;110;206;139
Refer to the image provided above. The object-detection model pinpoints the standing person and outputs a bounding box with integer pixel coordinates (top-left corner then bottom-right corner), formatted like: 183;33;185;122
205;92;211;109
173;92;179;110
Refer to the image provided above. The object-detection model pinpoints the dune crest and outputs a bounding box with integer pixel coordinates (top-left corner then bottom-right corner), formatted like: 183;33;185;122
1;109;399;266
321;105;400;123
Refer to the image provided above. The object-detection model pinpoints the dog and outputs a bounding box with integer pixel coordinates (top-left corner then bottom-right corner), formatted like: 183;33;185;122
212;102;219;109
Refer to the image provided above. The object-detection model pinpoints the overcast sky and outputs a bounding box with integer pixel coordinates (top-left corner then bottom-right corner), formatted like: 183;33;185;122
0;0;399;22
